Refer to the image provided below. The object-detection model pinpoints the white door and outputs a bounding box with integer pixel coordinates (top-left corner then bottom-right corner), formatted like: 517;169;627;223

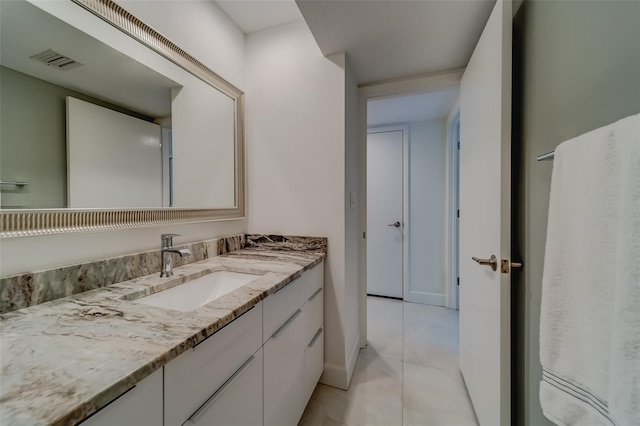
367;128;404;298
459;1;512;425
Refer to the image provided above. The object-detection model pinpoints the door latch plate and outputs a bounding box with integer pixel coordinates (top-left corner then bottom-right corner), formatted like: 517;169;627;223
501;259;523;273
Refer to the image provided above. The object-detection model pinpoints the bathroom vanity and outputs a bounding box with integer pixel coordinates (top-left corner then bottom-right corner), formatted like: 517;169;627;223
0;1;327;424
0;239;326;426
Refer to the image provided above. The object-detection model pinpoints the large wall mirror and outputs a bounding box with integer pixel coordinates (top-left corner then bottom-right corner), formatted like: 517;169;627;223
0;0;244;237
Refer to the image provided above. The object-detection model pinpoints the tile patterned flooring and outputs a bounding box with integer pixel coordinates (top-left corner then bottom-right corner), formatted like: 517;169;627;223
299;296;479;426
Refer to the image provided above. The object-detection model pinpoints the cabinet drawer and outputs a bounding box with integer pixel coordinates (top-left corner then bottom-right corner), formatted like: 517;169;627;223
303;327;324;405
263;274;304;343
182;348;263;426
264;309;305;426
302;261;324;301
165;303;262;426
304;286;323;344
80;368;162;426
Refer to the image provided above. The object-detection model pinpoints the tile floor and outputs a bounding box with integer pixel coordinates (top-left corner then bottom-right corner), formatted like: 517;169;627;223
299;296;479;426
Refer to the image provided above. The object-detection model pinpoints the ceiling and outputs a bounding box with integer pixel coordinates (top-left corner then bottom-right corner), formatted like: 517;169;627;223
0;0;178;118
296;0;495;84
367;88;459;127
216;0;302;34
215;0;495;84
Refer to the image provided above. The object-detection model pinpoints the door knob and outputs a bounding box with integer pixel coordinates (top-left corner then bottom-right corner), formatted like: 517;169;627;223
388;221;401;228
472;254;497;271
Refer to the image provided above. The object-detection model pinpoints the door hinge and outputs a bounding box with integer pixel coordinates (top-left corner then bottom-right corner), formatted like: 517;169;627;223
363;231;366;239
457;209;460;218
457;140;460;150
457;277;460;286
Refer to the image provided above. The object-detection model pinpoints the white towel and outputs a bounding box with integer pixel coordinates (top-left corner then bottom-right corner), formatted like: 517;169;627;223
540;113;640;426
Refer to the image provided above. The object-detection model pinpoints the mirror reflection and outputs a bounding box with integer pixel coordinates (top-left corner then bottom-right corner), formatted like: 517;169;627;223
0;0;238;210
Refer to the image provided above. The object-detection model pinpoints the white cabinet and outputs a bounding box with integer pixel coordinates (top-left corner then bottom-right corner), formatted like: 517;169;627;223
264;260;325;426
302;261;325;408
164;303;263;426
80;368;162;426
83;261;324;426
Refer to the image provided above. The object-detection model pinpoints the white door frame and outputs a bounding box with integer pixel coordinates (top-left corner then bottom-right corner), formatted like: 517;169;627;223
446;109;461;310
357;69;464;348
366;125;409;300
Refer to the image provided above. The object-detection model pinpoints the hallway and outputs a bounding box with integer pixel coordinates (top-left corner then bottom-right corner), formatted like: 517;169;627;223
300;296;478;426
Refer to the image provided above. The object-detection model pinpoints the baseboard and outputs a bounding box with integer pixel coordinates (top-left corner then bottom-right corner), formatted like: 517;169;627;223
407;290;446;306
320;361;349;390
346;333;361;387
319;334;361;390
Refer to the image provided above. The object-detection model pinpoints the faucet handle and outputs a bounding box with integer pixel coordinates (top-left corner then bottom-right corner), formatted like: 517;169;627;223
161;233;181;238
161;233;181;247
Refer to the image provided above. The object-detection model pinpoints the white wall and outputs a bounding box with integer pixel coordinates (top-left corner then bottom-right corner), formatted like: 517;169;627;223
171;83;236;208
115;0;245;89
0;0;247;276
444;98;460;310
343;55;362;382
407;119;447;305
246;20;359;389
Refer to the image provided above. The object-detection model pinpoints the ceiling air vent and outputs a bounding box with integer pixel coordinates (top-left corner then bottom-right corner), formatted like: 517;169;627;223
30;49;82;71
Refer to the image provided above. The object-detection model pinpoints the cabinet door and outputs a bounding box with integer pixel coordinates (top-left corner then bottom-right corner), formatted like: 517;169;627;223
183;349;263;426
80;368;162;426
264;308;305;426
303;327;324;404
165;304;262;426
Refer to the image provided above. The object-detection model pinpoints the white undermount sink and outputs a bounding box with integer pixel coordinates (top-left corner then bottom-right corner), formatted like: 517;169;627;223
134;271;260;312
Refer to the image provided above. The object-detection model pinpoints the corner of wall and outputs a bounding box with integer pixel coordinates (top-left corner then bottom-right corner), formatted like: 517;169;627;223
320;330;360;391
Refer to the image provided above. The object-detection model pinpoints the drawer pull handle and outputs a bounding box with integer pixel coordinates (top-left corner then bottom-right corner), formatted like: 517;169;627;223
308;287;323;302
186;355;256;425
308;327;323;348
272;309;302;339
275;275;301;293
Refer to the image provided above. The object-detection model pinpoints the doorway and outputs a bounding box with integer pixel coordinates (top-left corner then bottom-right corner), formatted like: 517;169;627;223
358;71;464;350
364;88;459;306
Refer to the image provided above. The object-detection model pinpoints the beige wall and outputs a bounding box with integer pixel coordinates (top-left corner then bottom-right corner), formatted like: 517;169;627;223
513;1;640;424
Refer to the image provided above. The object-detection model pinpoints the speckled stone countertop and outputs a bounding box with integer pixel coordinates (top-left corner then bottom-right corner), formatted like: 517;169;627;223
0;236;326;426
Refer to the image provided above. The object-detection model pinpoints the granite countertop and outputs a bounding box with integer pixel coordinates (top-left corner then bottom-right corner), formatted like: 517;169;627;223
0;239;326;426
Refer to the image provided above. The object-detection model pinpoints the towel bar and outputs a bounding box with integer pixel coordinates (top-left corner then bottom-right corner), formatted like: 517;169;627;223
0;180;29;187
537;151;555;161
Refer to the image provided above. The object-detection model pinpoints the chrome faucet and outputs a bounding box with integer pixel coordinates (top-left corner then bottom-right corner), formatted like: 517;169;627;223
160;233;192;277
